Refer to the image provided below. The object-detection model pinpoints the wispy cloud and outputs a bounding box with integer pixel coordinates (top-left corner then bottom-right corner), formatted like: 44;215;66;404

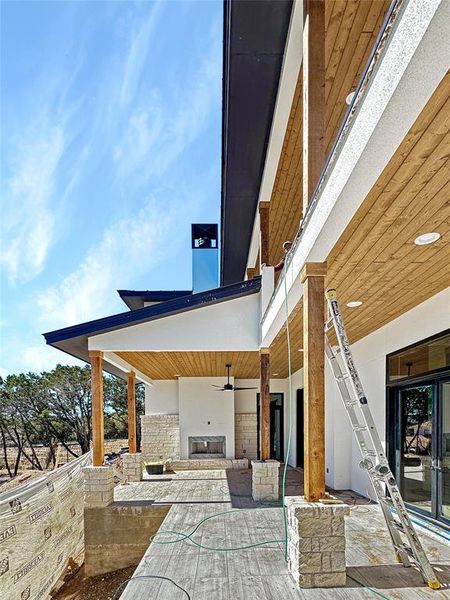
1;118;66;283
118;1;162;109
113;11;222;184
38;195;188;329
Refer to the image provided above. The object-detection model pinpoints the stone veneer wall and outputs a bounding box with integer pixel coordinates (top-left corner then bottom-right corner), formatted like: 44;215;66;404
234;413;257;460
141;414;180;461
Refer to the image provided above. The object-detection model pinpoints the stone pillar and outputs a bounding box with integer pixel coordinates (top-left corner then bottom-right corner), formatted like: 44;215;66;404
83;466;114;508
122;452;143;482
286;496;350;588
251;459;280;501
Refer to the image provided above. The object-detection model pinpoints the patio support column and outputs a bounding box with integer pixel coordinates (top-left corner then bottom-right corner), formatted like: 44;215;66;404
127;371;137;453
303;0;325;217
301;262;326;501
259;201;270;269
90;351;104;466
260;348;270;460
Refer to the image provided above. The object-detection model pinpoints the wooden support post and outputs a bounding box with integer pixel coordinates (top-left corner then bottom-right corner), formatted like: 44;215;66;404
303;0;325;216
127;371;137;454
260;348;271;461
301;262;327;501
247;267;256;280
90;351;104;467
259;201;270;269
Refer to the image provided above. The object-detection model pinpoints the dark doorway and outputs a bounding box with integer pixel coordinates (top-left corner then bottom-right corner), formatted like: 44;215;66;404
297;389;304;468
257;393;284;461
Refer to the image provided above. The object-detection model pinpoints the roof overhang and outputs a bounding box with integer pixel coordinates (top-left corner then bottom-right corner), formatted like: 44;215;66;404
118;289;192;310
44;278;261;378
221;0;293;286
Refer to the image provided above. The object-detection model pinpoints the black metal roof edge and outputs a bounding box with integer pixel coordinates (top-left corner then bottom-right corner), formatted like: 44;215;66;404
220;0;232;284
220;0;293;286
118;289;193;310
117;290;192;298
44;277;261;345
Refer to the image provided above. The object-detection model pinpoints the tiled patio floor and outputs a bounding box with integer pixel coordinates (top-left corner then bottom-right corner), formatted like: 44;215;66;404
115;468;450;599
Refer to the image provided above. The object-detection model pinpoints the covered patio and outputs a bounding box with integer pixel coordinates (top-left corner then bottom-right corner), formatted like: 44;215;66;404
114;466;450;599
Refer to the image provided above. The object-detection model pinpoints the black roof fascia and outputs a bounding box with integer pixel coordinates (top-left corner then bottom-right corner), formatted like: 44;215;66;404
44;277;261;346
118;289;193;310
221;0;293;286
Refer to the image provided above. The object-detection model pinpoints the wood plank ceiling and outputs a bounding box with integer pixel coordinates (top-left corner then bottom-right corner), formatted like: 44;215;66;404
272;70;450;368
269;0;391;268
326;72;450;344
116;350;297;381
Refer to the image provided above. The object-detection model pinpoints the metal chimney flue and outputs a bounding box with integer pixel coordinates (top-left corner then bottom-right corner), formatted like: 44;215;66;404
191;224;219;293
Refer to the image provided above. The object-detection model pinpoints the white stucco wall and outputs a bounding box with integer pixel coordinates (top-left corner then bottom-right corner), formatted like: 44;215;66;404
178;377;236;459
89;294;260;352
145;381;179;414
327;287;450;498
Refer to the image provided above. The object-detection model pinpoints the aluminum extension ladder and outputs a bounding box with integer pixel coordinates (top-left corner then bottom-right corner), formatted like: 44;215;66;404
324;288;440;590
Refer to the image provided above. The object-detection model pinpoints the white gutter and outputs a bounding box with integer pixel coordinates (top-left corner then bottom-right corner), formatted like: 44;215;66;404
103;351;154;386
246;0;303;274
261;0;450;346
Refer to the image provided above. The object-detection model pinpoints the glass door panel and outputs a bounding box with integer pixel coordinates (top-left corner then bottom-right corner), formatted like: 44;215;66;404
399;385;433;515
440;382;450;521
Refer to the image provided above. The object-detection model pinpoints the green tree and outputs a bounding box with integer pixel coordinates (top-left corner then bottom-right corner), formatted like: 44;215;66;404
0;365;145;477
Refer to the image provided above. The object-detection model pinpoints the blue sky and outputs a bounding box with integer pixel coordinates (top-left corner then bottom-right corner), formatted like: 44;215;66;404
0;0;223;376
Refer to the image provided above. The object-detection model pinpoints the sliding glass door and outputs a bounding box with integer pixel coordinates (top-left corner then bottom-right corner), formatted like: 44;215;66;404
398;384;433;515
394;379;449;525
439;381;450;522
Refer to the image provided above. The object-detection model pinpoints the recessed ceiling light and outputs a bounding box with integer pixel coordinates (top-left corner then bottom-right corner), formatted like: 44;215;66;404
347;300;363;308
414;232;440;245
345;91;356;105
298;349;304;352
174;373;181;377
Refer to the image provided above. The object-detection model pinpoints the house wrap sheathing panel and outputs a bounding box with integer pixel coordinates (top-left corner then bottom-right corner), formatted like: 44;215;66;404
0;453;90;600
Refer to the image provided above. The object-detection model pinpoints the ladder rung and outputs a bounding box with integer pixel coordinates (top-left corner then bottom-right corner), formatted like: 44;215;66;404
391;521;405;533
325;290;441;590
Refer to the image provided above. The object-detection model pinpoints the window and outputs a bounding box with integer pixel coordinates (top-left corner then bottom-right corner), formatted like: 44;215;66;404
387;331;450;384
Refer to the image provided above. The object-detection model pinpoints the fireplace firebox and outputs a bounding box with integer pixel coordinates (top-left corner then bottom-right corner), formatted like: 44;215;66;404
188;436;226;459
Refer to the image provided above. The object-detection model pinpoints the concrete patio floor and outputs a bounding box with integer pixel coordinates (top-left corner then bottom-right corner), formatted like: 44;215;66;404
115;468;450;599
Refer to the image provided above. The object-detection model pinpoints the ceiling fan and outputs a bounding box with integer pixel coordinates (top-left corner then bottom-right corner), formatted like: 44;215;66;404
212;364;258;392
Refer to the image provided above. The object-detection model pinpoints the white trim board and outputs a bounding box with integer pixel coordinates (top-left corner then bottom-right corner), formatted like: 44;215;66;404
103;352;154;386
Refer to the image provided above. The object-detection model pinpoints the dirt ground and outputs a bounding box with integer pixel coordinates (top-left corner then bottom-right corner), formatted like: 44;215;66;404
53;565;136;600
0;468;49;492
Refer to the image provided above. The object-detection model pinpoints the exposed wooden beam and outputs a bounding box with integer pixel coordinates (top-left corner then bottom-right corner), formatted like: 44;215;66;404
259;201;270;268
90;351;104;467
247;267;256;280
303;0;325;216
301;262;326;501
127;371;137;454
260;348;271;461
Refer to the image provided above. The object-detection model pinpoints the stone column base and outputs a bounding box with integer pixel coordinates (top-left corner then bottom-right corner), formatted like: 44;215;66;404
286;496;350;588
83;466;114;508
122;452;143;482
251;459;280;501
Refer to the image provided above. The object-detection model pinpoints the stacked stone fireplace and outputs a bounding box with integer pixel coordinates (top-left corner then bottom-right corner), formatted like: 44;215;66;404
188;435;226;459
